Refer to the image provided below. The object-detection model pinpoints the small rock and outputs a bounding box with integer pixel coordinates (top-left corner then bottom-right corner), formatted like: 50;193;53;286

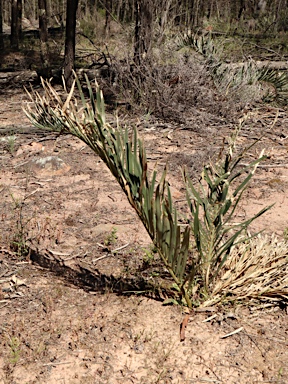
30;156;71;176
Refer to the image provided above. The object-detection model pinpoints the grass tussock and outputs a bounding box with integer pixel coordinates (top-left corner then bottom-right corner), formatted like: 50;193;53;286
209;234;288;306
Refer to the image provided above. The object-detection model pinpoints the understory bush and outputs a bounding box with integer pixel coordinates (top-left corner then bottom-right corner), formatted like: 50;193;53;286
104;44;231;122
24;75;288;308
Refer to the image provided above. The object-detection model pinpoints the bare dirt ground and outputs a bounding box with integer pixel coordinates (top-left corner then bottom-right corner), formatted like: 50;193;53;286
0;88;287;383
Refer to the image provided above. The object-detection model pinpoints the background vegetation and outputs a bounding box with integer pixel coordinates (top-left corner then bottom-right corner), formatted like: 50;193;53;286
1;0;288;114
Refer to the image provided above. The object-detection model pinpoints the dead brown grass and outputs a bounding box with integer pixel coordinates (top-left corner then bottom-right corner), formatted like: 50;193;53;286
210;234;288;306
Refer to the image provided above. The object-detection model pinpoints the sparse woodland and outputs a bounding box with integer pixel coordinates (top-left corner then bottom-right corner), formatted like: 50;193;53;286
0;2;288;383
0;0;288;85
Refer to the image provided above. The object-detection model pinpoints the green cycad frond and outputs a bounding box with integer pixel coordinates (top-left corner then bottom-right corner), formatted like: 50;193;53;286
24;75;192;307
258;66;288;104
184;125;273;297
181;34;288;105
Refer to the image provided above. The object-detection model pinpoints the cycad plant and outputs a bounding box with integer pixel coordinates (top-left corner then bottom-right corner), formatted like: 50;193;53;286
24;75;285;308
184;126;272;301
180;33;288;105
24;76;192;307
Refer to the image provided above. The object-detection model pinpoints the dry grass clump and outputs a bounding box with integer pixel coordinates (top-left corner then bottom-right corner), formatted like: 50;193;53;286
109;49;233;122
208;234;288;306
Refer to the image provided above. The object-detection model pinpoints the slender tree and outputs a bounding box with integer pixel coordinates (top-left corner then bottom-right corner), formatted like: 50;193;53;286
39;0;48;43
0;0;3;50
38;0;49;73
63;0;79;89
17;0;22;31
105;0;112;36
10;0;22;50
134;0;153;66
11;0;19;49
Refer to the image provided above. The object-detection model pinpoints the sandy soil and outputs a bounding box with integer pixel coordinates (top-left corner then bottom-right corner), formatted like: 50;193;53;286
0;88;287;383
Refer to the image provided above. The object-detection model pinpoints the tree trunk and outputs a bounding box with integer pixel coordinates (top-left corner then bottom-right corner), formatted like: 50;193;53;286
17;0;22;35
0;0;3;50
192;0;200;28
0;69;38;86
63;0;79;89
105;0;112;36
10;0;22;50
39;0;48;42
11;0;18;49
38;0;49;74
158;0;172;39
134;0;153;66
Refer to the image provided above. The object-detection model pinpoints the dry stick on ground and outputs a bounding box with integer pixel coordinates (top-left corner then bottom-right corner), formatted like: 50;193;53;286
180;313;190;341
